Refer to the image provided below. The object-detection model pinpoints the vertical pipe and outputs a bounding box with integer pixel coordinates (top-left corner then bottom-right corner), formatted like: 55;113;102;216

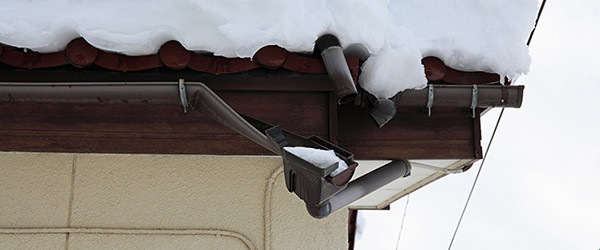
316;34;358;104
321;46;357;104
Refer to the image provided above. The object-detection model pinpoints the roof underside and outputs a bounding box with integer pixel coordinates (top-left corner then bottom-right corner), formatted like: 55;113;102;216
349;159;475;209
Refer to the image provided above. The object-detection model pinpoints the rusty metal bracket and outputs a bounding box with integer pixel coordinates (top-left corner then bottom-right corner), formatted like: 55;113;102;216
426;84;434;116
178;78;189;113
470;84;478;118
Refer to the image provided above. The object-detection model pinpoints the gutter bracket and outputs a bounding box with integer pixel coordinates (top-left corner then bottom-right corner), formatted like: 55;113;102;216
178;78;189;113
426;84;434;117
470;84;478;118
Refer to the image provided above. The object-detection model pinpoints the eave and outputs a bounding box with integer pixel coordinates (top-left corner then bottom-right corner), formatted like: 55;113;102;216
0;82;501;160
0;38;523;213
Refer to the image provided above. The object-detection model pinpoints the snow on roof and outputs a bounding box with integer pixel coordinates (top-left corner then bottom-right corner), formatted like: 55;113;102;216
0;0;538;98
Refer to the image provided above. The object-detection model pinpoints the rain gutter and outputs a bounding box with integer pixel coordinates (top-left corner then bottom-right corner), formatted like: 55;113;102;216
394;84;523;109
0;82;523;110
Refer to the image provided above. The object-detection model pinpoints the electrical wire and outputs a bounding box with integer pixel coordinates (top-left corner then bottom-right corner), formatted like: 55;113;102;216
447;107;505;250
395;194;410;250
447;2;545;247
527;0;547;46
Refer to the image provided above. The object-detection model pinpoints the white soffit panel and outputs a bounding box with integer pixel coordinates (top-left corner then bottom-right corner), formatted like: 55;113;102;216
347;159;477;210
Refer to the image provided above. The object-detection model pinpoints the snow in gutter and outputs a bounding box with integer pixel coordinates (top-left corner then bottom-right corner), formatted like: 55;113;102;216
0;0;538;98
284;146;349;177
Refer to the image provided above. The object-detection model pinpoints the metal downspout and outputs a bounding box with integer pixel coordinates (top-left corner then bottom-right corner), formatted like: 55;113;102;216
315;34;358;104
305;159;412;218
187;82;278;154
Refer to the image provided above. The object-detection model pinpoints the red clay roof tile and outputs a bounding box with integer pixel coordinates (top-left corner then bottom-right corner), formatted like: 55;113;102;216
0;38;505;85
159;41;192;70
66;38;98;68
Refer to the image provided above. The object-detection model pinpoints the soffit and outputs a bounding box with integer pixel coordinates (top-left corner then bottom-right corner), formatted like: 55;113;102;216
348;159;476;209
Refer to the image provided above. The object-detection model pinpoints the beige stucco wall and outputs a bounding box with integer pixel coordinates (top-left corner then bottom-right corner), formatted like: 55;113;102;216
0;152;348;249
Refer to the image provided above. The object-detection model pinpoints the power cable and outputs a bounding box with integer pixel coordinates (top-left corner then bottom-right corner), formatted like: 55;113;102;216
446;0;544;248
447;2;545;247
447;107;505;250
527;0;547;46
395;195;410;250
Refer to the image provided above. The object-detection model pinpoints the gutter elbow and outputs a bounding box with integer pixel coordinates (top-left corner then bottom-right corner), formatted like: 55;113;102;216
305;202;331;219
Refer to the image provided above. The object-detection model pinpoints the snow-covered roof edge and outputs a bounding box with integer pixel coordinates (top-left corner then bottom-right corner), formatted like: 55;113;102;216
0;0;539;98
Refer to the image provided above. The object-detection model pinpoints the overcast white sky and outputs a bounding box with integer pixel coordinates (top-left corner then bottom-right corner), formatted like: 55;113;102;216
357;1;600;249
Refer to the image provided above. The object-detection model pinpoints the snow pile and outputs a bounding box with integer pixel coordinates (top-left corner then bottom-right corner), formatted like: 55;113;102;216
0;0;538;98
284;146;348;177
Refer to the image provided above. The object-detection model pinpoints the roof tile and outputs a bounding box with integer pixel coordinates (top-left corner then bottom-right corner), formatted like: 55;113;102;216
159;41;192;70
0;38;504;85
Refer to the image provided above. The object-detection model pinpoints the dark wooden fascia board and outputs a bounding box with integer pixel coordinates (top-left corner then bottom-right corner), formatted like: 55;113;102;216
337;106;481;160
0;100;481;160
1;73;482;159
0;90;330;155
